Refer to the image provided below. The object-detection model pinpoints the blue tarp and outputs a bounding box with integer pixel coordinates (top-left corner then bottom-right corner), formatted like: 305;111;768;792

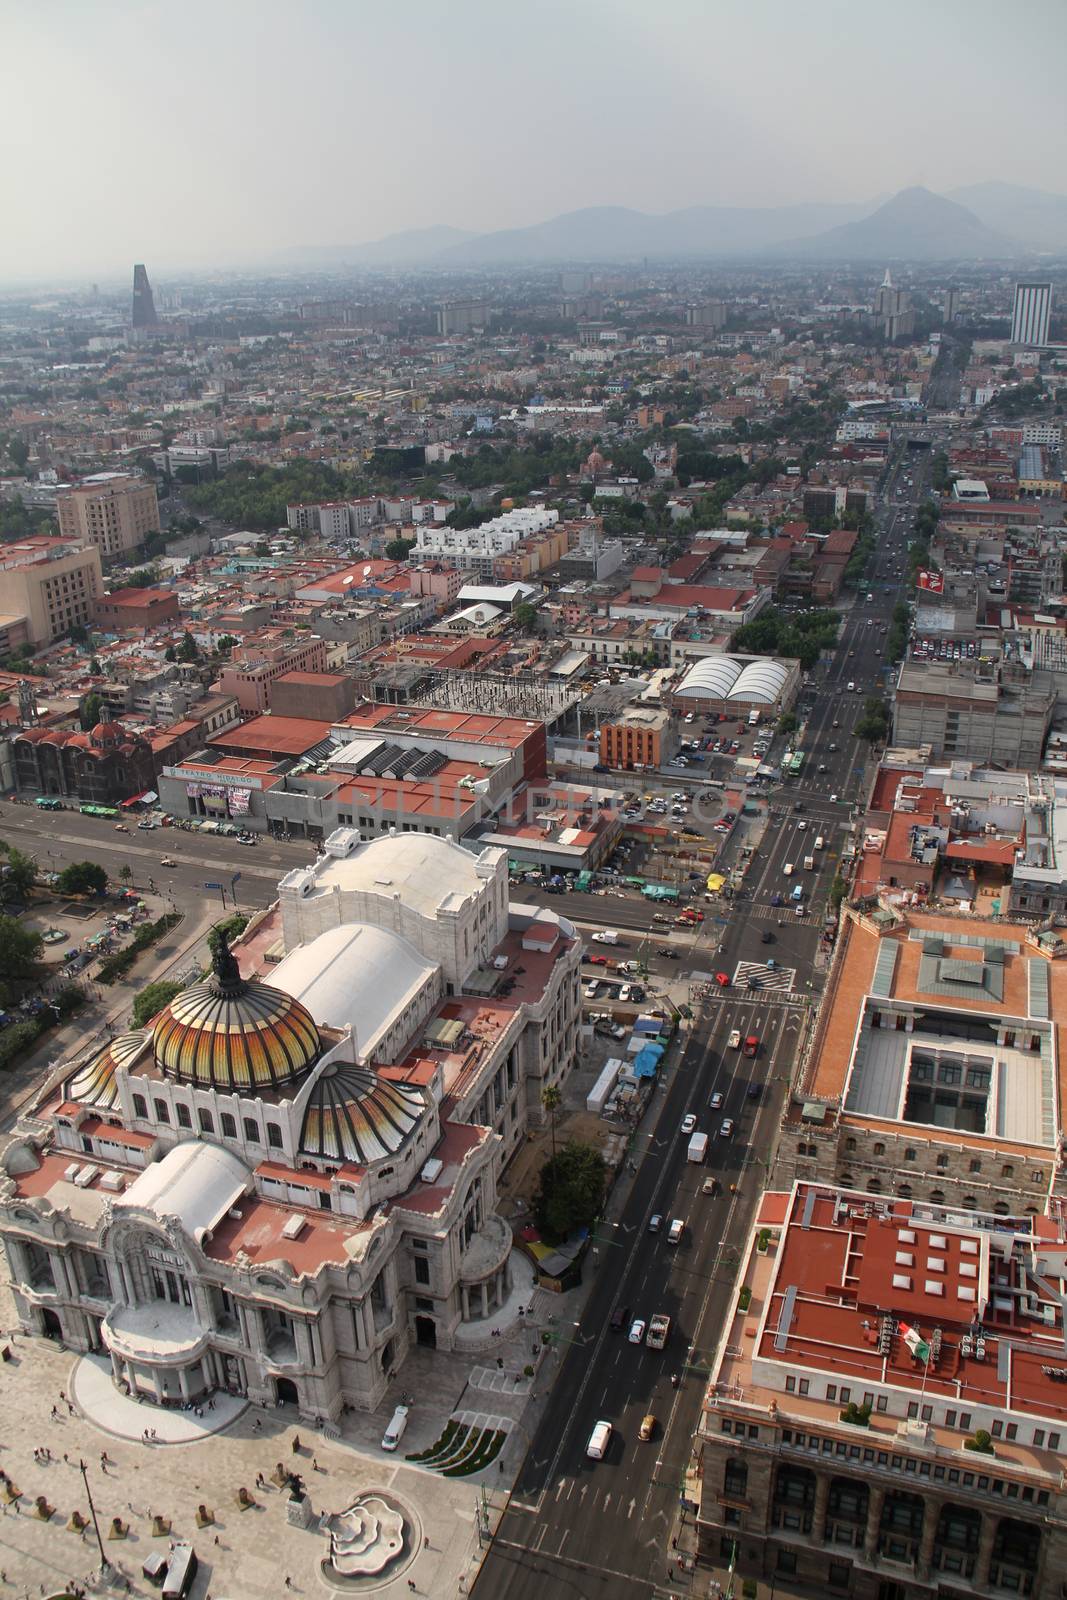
633;1043;665;1079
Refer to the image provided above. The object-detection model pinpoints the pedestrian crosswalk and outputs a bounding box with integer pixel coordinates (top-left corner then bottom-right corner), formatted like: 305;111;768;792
733;959;797;993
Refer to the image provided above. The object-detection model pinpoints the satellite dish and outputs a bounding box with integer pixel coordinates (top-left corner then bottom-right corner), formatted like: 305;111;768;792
342;575;354;585
363;565;372;577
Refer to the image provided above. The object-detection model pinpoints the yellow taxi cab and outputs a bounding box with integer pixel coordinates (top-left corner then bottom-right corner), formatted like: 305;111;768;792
639;1414;656;1441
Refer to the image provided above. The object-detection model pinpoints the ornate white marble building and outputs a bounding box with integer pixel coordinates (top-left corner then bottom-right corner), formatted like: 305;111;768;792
0;831;582;1418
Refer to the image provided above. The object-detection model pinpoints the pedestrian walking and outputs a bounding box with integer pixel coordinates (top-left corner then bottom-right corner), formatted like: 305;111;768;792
284;1579;292;1591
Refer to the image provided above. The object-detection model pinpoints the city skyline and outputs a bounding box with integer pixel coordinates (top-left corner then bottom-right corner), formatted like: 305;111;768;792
3;0;1066;280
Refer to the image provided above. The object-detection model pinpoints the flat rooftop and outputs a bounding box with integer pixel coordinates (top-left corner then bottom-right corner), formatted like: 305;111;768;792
806;910;1066;1153
712;1184;1067;1468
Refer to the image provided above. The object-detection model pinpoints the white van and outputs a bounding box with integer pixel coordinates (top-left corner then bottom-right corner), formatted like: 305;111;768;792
783;862;794;877
847;681;856;692
587;1420;612;1459
381;1405;409;1451
814;835;825;852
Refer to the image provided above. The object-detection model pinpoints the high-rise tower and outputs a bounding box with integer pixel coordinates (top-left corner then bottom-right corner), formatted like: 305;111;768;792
132;263;158;329
1010;281;1051;347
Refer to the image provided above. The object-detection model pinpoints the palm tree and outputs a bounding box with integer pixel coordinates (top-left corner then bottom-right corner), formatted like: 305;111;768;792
119;865;132;885
541;1084;562;1165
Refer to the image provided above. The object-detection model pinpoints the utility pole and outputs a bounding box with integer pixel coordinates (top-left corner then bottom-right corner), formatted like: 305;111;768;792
78;1457;110;1579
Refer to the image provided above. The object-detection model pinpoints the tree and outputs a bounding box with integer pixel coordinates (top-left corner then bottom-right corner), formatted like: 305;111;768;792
384;536;416;561
534;1140;607;1240
79;692;102;731
132;979;184;1029
0;846;37;905
119;865;132;884
177;631;199;663
57;860;108;896
512;603;538;634
0;915;43;1001
541;1084;562;1165
7;438;29;470
777;712;799;735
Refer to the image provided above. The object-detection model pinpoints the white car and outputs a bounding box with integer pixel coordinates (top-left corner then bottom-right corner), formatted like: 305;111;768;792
681;1113;697;1135
728;1029;741;1049
618;984;633;1002
584;981;600;999
720;1119;735;1139
628;1318;647;1345
710;1091;724;1111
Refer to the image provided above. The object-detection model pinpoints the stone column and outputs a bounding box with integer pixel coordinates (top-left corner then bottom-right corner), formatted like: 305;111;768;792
109;1347;123;1384
812;1473;830;1544
177;1366;190;1402
480;1282;489;1318
461;1286;470;1322
975;1512;999;1587
917;1498;939;1576
863;1485;886;1562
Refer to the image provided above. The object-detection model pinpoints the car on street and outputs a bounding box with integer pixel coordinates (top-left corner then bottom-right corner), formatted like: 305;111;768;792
720;1118;735;1138
159;856;176;868
667;1219;685;1245
628;1318;647;1345
680;1113;697;1135
747;1083;761;1101
710;1091;724;1111
714;971;731;987
610;1304;631;1331
648;1214;663;1234
702;1177;717;1195
639;1414;657;1441
586;954;609;966
728;1029;741;1049
761;930;773;944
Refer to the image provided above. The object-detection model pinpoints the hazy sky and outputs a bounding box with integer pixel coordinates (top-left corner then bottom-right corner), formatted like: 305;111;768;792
3;0;1065;281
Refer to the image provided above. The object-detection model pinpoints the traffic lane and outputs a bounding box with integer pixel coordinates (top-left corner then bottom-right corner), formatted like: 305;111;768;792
520;997;751;1491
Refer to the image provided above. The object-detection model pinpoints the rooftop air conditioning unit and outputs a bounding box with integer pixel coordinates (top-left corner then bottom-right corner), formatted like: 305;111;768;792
420;1158;443;1184
281;1214;306;1240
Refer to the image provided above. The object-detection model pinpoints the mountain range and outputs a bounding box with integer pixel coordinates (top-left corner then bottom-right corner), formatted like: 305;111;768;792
285;182;1067;268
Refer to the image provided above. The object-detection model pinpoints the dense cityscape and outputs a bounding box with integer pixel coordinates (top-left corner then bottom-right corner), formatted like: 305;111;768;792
3;8;1067;1600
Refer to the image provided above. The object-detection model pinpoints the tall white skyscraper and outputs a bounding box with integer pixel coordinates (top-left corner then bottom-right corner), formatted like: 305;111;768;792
1010;281;1052;347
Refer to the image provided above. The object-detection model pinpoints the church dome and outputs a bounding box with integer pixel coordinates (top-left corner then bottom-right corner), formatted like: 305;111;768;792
66;1030;150;1111
152;932;320;1092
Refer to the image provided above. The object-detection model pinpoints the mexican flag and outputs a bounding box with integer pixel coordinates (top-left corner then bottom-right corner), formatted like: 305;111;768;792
900;1321;930;1362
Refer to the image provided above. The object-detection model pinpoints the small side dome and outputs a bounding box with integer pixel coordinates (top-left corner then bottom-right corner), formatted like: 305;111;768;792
66;1030;149;1111
300;1061;424;1165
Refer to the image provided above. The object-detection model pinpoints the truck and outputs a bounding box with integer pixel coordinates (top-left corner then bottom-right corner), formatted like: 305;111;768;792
646;1313;672;1350
743;1035;759;1058
591;930;619;945
687;1131;709;1164
803;854;815;871
748;709;760;726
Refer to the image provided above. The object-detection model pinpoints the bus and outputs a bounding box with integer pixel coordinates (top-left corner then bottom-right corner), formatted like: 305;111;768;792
79;804;119;819
787;752;805;776
643;883;679;903
34;796;63;811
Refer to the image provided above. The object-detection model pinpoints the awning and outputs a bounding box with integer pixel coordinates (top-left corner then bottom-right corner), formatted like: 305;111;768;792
119;790;157;808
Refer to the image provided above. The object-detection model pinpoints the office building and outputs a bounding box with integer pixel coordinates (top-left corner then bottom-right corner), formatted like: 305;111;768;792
56;474;161;562
0;831;581;1419
892;659;1054;769
0;535;103;645
943;287;960;323
1010;282;1052;348
131;263;158;329
697;1181;1067;1597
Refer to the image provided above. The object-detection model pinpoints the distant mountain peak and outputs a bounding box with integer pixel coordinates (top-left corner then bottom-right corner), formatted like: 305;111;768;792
779;185;1016;261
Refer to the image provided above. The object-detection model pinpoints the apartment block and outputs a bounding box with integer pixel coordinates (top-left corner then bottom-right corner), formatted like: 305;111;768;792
56;473;160;561
0;536;103;645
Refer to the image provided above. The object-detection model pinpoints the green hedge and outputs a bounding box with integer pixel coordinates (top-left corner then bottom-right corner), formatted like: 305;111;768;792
97;913;181;985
